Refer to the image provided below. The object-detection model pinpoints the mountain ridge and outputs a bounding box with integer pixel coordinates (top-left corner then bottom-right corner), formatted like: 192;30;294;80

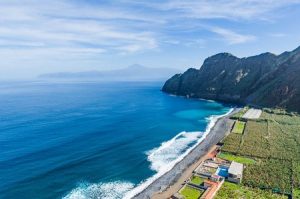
39;65;181;81
162;46;300;112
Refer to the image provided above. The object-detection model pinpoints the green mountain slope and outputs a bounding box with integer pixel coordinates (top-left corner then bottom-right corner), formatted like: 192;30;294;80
162;46;300;112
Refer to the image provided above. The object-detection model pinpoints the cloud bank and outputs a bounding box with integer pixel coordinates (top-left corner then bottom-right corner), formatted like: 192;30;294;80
0;0;299;78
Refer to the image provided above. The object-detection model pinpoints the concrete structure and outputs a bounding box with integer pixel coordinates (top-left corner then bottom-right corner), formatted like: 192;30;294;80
173;142;244;199
195;161;218;177
242;108;262;119
227;161;243;183
203;162;219;169
201;178;224;199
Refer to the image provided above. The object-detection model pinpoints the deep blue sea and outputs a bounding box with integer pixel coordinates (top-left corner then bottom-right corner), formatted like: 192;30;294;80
0;81;231;199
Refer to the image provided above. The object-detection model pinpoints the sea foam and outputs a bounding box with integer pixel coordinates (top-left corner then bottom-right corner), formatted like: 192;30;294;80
147;131;203;172
123;108;234;198
64;108;233;199
63;181;134;199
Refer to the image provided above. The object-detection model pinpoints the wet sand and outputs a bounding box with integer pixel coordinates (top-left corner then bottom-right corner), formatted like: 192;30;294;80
132;108;237;199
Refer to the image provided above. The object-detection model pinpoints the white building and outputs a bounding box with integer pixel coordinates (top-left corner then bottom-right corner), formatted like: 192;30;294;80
227;161;243;183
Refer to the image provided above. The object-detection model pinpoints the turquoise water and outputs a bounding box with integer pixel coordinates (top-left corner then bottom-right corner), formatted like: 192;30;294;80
0;81;231;199
217;166;229;178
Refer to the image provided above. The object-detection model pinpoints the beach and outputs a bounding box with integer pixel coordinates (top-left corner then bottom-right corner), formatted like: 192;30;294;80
132;108;238;199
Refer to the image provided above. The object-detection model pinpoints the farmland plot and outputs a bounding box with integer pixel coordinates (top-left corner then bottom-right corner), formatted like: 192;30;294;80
243;159;292;194
219;109;300;197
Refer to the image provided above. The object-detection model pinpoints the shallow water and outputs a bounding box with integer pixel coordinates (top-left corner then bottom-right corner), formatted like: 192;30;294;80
0;81;231;199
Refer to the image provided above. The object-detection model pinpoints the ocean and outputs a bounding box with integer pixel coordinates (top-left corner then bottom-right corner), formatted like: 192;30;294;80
0;81;231;199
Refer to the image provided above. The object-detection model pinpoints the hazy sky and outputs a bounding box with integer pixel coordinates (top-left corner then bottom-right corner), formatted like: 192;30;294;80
1;0;300;79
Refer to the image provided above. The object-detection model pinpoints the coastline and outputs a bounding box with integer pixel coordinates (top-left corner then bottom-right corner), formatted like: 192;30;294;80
129;107;238;199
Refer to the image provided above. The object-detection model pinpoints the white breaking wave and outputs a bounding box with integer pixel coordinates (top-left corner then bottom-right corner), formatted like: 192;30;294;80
124;108;234;199
64;108;233;199
63;181;134;199
147;131;203;172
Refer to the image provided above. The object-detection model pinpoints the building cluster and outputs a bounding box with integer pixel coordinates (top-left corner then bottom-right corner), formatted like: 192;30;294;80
172;148;244;199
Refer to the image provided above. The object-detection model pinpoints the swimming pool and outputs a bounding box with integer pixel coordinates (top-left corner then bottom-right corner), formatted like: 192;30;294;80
216;166;229;178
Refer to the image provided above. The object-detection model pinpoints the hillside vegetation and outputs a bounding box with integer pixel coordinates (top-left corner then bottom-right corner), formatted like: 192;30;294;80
215;182;288;199
162;46;300;112
220;109;300;197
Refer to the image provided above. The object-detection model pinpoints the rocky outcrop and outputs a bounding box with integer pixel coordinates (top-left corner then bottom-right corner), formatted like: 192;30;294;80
162;46;300;112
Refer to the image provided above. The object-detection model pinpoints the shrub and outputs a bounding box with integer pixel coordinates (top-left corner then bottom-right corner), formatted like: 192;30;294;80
243;158;292;194
215;182;287;199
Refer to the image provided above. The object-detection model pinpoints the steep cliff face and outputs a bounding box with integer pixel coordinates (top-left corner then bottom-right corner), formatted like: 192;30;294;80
162;46;300;112
246;50;300;111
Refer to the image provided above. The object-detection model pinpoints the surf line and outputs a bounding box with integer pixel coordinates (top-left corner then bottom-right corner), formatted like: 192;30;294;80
124;108;234;199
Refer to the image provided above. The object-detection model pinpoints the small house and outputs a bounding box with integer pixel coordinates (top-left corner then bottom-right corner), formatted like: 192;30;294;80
227;161;243;183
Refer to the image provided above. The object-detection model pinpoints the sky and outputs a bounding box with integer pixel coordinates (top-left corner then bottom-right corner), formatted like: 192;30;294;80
1;0;300;79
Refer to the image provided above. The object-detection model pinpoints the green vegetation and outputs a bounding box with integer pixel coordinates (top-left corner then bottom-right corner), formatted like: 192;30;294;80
221;133;242;153
179;185;204;199
223;110;300;160
215;182;287;199
293;161;300;189
217;152;255;164
190;175;204;185
238;120;269;158
243;158;292;194
230;107;249;120
293;189;300;199
232;120;246;134
243;111;299;159
219;109;300;197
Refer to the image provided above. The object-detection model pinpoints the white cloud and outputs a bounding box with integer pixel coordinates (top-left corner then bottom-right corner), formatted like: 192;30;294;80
140;0;300;20
210;27;256;44
269;33;287;37
0;0;299;78
0;39;45;47
0;0;297;56
0;0;159;56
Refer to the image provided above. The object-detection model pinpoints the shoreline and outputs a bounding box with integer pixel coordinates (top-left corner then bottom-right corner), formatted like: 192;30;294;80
130;108;238;199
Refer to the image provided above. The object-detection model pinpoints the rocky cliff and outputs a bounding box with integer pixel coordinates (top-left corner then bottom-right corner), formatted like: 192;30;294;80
162;46;300;112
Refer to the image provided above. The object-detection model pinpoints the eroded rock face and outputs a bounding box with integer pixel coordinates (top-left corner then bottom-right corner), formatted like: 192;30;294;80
162;46;300;112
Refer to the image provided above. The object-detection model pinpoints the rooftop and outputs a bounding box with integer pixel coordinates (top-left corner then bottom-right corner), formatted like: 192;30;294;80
228;161;243;176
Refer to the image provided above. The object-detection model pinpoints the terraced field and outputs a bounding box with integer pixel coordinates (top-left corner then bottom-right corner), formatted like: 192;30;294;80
215;182;288;199
219;109;300;198
231;121;245;134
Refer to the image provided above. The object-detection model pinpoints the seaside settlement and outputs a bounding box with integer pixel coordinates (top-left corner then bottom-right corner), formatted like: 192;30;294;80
173;148;244;199
158;108;300;199
171;109;258;199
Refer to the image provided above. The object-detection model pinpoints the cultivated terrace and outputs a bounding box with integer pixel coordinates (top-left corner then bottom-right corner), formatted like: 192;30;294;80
217;108;300;198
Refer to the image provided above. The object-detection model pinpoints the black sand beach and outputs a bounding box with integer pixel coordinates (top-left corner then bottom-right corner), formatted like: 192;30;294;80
133;108;238;199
